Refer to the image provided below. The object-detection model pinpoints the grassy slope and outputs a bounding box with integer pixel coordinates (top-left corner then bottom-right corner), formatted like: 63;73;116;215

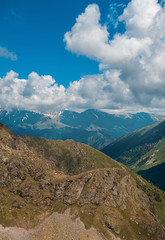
29;128;165;226
21;135;121;176
135;138;165;171
101;121;165;189
0;123;165;239
120;164;165;224
101;123;157;166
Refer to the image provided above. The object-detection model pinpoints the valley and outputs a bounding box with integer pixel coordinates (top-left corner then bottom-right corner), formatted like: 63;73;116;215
0;109;162;150
101;121;165;191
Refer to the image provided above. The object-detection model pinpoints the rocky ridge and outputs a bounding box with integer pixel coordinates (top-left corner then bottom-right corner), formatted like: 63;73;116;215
0;123;165;240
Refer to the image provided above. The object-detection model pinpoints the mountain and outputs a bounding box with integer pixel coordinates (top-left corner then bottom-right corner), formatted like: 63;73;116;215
0;108;163;150
101;120;165;191
0;123;165;240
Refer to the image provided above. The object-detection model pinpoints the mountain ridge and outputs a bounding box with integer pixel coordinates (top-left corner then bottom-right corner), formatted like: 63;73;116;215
0;123;165;239
0;108;164;150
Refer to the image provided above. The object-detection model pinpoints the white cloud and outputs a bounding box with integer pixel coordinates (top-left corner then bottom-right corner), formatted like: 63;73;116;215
63;0;165;113
1;0;165;114
0;70;133;112
64;4;109;62
64;3;152;64
0;46;17;61
119;0;161;36
0;71;66;112
0;70;134;113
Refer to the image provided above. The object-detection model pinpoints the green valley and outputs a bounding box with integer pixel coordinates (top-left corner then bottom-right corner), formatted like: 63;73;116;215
102;121;165;191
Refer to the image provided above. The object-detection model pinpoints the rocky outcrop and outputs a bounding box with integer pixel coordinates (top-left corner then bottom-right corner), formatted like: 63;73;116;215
0;123;165;240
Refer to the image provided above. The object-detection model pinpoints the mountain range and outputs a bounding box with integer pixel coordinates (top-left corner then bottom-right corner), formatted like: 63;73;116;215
0;123;165;240
0;108;164;150
101;120;165;191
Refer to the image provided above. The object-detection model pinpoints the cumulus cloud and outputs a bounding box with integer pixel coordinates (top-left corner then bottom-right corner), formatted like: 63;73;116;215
0;70;128;112
66;70;133;110
64;4;109;62
1;0;165;113
64;3;152;64
0;46;17;61
63;0;165;113
119;0;161;35
0;71;66;112
0;70;133;113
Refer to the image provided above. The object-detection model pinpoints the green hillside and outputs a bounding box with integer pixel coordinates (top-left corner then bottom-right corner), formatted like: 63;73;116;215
101;121;165;191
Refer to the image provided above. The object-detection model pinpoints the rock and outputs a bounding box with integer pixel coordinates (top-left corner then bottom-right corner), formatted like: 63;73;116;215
0;123;164;240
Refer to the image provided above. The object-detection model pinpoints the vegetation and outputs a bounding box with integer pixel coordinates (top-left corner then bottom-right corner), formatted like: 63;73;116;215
102;121;165;191
0;122;165;240
0;109;159;150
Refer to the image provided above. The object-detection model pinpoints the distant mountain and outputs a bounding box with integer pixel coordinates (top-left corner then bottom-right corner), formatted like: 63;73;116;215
101;121;165;190
0;123;165;240
0;108;164;149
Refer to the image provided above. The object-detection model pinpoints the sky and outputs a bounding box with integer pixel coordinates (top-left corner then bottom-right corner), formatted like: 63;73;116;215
1;0;165;114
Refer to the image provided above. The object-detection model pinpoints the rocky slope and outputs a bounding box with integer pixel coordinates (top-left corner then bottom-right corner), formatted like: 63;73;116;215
0;210;105;240
101;121;165;191
0;123;165;240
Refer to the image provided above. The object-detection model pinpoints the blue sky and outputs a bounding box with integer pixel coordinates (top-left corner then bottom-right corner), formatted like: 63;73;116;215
0;0;129;86
1;0;165;114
